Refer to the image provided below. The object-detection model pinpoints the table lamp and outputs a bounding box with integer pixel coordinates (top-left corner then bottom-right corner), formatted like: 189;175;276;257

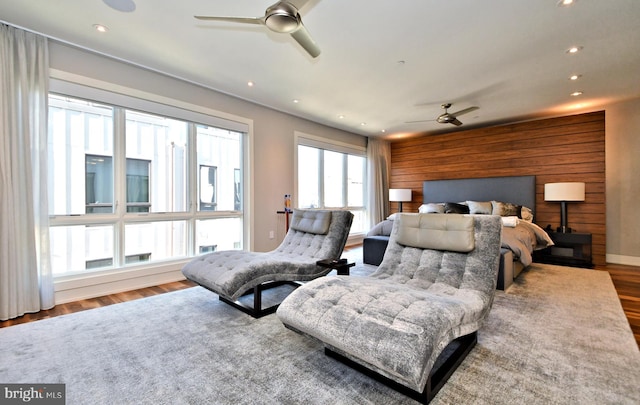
389;188;412;213
544;182;585;233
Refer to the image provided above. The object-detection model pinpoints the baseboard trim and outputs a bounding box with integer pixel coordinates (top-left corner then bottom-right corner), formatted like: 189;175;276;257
54;262;188;304
606;254;640;267
346;233;364;247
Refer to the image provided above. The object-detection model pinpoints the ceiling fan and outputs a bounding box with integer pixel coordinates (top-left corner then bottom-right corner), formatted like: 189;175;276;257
407;103;479;126
194;0;321;58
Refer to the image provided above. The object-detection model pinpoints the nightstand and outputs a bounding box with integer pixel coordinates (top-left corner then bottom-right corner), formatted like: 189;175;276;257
534;231;593;268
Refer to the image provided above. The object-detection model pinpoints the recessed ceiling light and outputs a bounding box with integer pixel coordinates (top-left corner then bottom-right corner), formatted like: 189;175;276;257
557;0;576;7
292;99;299;103
247;81;254;87
380;129;386;133
360;122;366;126
570;91;584;96
338;115;345;119
93;24;109;33
569;74;582;81
566;46;583;54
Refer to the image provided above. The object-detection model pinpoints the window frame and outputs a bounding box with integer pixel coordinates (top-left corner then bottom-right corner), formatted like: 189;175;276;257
47;75;253;279
294;131;367;235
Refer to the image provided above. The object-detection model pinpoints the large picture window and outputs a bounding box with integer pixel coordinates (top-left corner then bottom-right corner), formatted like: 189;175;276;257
296;135;366;234
47;94;245;276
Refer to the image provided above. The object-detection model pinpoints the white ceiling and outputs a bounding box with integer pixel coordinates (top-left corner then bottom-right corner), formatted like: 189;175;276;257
1;0;639;138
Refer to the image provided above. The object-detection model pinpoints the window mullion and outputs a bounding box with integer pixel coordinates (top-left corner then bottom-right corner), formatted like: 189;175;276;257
187;123;197;257
342;153;348;208
318;149;325;208
113;107;127;267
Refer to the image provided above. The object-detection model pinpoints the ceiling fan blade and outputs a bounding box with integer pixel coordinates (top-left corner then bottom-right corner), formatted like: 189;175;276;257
450;106;479;118
405;119;436;124
291;23;321;57
194;16;264;26
287;0;314;10
450;118;463;126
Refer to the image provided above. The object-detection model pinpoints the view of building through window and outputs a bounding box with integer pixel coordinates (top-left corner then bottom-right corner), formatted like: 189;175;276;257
47;95;244;276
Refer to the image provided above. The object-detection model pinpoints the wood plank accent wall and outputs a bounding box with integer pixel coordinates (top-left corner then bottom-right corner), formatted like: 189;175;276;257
390;111;606;266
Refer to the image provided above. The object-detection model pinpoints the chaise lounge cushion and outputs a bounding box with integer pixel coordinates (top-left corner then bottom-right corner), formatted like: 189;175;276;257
289;209;332;234
277;214;502;393
396;214;474;252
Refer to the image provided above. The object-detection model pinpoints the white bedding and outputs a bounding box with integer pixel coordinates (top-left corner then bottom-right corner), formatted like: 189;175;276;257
501;219;554;267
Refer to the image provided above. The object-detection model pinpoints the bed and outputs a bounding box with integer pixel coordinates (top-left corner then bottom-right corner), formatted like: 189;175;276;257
421;175;553;289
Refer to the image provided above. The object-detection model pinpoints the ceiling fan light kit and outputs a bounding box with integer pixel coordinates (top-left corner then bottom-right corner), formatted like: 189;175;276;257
264;2;301;33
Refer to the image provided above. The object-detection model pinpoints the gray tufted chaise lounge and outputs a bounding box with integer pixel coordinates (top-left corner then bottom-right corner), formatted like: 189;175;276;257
182;209;353;317
276;213;502;403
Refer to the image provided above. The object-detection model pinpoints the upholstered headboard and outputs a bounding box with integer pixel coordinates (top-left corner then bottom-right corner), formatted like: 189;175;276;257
422;176;536;214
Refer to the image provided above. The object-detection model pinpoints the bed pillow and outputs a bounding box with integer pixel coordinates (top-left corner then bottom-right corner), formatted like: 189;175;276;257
444;202;470;214
418;203;445;214
466;201;492;215
491;201;521;217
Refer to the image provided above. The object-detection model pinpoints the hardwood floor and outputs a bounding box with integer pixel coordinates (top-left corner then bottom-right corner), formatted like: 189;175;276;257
2;263;639;350
0;280;196;328
600;263;640;348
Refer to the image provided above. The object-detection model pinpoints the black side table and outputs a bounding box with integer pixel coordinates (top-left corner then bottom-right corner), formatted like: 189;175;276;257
316;259;355;276
534;231;593;268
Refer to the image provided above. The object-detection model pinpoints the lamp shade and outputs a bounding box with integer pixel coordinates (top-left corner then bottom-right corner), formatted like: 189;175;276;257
544;182;585;202
389;188;412;202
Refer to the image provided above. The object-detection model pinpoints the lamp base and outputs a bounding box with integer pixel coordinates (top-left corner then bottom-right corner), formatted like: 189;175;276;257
557;201;572;233
557;226;573;233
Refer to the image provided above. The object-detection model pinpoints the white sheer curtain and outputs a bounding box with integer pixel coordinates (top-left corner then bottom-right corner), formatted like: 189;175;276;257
366;137;391;228
0;24;54;320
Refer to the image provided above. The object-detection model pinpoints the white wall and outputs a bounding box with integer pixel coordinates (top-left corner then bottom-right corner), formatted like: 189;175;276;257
605;97;640;265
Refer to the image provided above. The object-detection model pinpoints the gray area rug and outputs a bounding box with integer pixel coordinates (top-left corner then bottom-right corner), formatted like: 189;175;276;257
1;260;639;404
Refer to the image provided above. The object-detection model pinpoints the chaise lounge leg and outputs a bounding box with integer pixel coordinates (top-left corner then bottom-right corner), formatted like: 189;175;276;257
216;281;302;318
324;332;477;404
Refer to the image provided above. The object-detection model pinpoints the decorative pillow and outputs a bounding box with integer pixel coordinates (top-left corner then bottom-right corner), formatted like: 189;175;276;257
521;206;534;222
491;201;521;217
418;203;445;214
444;202;470;214
501;216;518;227
466;201;492;215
